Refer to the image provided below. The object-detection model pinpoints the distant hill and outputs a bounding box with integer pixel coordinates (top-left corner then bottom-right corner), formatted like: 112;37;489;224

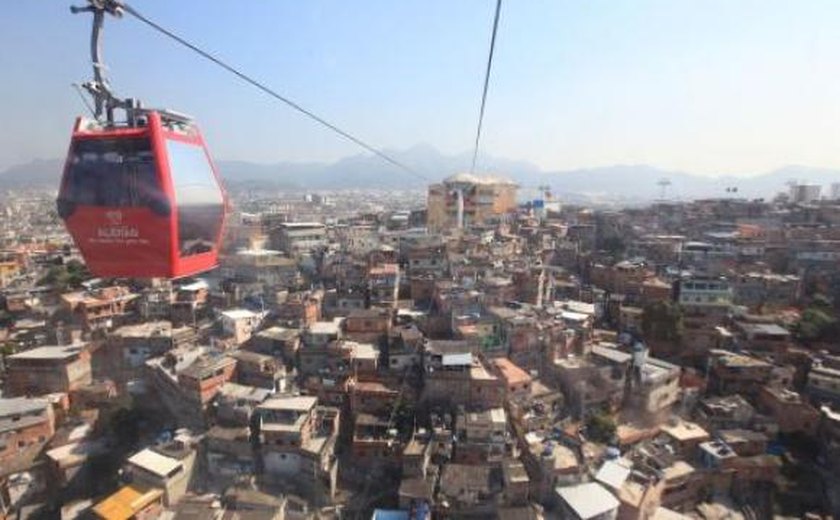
2;146;838;202
0;159;64;189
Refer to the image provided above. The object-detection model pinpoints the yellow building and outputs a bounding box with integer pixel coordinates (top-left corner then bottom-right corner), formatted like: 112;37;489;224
427;173;518;232
0;251;23;287
92;485;164;520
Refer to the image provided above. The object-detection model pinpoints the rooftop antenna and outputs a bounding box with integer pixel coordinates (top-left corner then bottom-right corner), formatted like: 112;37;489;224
657;178;671;200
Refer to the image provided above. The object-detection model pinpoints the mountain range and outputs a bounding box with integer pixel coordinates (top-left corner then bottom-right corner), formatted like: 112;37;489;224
2;145;839;202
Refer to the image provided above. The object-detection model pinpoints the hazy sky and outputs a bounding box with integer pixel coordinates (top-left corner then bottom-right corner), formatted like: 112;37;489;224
3;1;840;176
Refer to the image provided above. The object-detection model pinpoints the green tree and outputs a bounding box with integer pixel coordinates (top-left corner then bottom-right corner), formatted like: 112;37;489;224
0;341;16;362
793;303;838;344
38;265;65;288
586;411;617;444
642;301;683;343
0;310;15;329
600;236;627;257
109;408;142;449
393;400;416;439
64;260;91;287
37;260;91;291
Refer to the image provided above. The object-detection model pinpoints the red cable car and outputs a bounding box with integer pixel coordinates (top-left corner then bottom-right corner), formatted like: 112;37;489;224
57;112;228;278
58;0;228;278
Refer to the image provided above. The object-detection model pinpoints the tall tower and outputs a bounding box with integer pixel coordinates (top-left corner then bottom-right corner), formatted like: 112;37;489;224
446;176;477;230
450;183;467;229
657;178;671;200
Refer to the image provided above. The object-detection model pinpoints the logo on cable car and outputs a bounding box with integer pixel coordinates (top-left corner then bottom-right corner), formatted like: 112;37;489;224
106;211;123;225
95;210;140;241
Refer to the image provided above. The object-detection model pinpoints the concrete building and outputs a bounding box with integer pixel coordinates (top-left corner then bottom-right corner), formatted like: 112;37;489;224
60;286;138;332
696;395;756;431
387;325;425;372
228;350;289;392
176;353;238;407
819;405;840;473
270;222;327;256
655;418;702;449
344;308;392;343
732;322;792;358
274;291;322;328
556;482;620;520
222;248;300;287
437;463;503;515
351;412;402;462
454;407;509;464
250;326;301;363
0;398;55;470
427;173;518;232
302;318;344;348
491;357;533;402
205;425;255;481
220;308;263;345
368;263;401;309
789;183;821;204
677;276;732;307
109;321;195;377
422;342;504;408
256;395;340;498
807;363;840;407
707;350;774;398
6;344;92;396
144;347;231;427
732;272;800;311
757;386;819;435
630;355;682;416
124;441;197;506
214;383;273;426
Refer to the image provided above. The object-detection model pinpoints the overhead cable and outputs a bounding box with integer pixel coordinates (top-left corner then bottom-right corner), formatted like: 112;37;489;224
120;2;429;182
470;0;503;174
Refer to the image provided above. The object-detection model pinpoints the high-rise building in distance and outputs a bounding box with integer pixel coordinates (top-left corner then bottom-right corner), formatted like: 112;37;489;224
427;173;518;232
789;183;821;204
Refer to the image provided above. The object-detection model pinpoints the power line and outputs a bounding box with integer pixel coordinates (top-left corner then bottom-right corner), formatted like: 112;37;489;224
72;82;96;118
470;0;503;174
118;2;429;182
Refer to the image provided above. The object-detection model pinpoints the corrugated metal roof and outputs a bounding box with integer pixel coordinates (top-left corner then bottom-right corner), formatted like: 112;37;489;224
127;448;182;478
92;485;163;520
442;352;472;366
259;395;318;411
595;459;632;490
556;482;619;519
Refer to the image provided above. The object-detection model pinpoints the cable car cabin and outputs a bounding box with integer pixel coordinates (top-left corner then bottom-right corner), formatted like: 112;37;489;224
57;111;228;279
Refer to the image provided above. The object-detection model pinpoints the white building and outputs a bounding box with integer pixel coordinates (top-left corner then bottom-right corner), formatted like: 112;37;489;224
556;482;620;520
272;222;327;255
790;183;821;204
677;277;732;307
220;309;263;345
125;445;196;506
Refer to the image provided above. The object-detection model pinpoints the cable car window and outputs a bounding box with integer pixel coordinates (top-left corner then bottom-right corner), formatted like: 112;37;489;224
166;139;224;257
63;138;160;207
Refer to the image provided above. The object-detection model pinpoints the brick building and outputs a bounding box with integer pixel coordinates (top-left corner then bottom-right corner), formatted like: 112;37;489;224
177;354;238;406
757;386;820;436
6;344;92;396
256;395;341;498
61;286;137;332
0;397;55;470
